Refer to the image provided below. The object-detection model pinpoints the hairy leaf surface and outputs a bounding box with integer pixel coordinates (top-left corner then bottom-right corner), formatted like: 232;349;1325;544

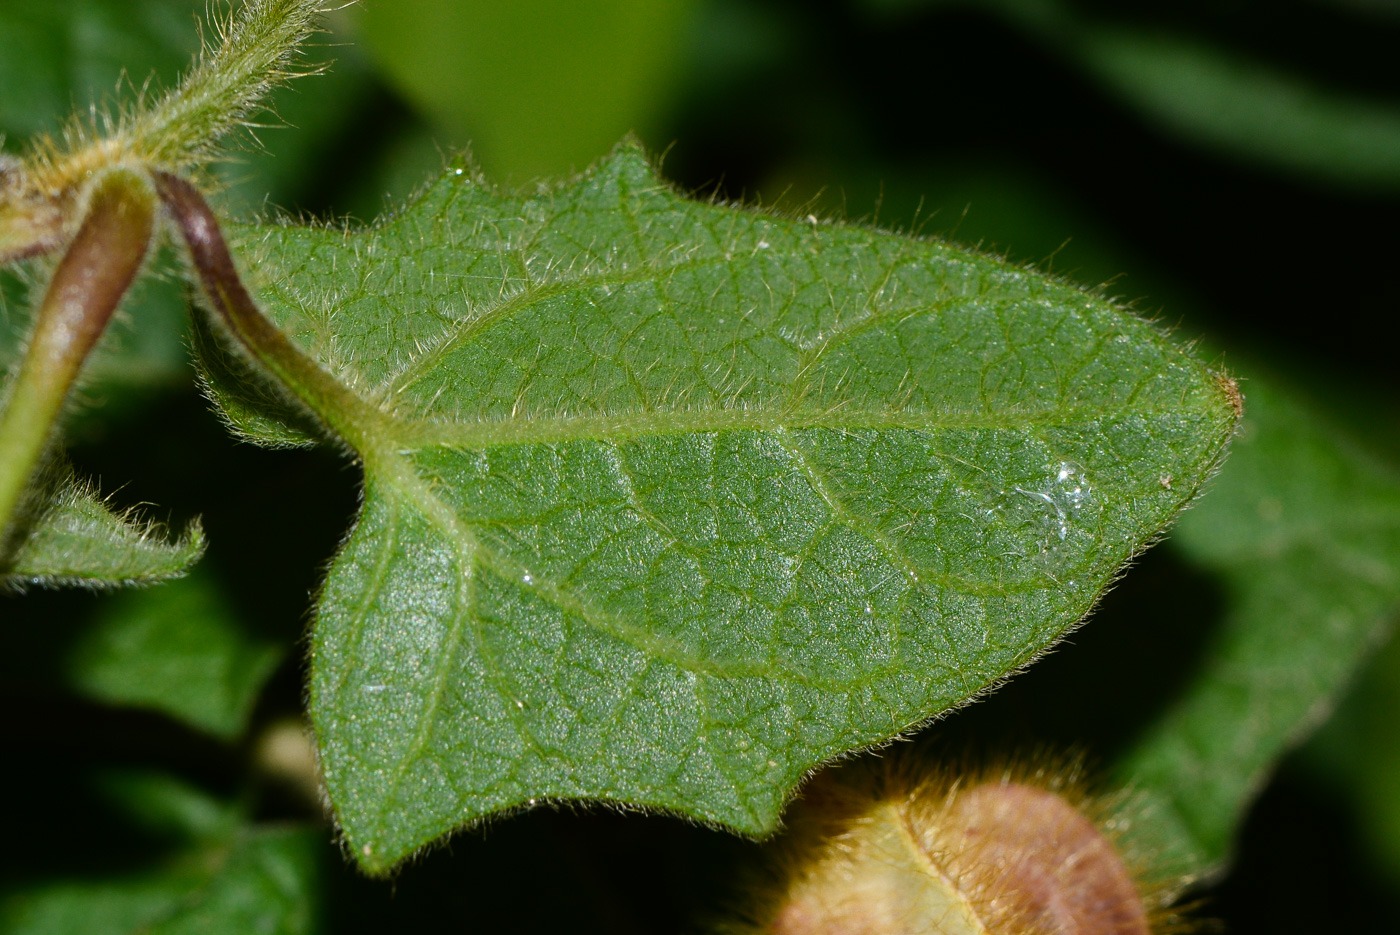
1119;371;1400;874
208;143;1239;871
0;468;203;588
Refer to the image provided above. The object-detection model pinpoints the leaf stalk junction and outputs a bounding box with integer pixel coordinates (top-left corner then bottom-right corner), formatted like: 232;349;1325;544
0;166;349;553
0;0;329;569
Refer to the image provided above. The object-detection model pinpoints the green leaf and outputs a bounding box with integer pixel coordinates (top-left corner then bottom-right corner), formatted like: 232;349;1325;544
1;466;203;589
206;143;1238;871
66;568;282;738
0;825;321;935
92;770;242;842
0;266;201;589
355;0;697;180
1117;371;1400;875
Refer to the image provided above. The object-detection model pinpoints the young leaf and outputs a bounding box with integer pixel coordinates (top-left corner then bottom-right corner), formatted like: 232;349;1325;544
1117;370;1400;876
193;144;1238;871
1;466;203;589
66;568;282;738
0;0;329;590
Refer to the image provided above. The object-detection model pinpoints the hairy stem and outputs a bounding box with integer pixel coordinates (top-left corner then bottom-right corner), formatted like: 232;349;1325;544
127;0;327;169
0;169;156;541
154;170;386;453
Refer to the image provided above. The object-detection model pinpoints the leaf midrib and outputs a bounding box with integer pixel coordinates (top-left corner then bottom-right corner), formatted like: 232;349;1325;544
388;401;1206;450
326;333;1205;699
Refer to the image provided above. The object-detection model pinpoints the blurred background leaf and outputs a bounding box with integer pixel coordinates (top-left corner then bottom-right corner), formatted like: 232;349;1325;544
0;770;320;935
354;0;698;181
1116;369;1400;876
863;0;1400;189
0;0;201;139
1307;628;1400;878
1073;26;1400;188
66;569;283;740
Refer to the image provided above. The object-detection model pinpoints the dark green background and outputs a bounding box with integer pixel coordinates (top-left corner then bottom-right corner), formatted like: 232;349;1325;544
3;0;1399;931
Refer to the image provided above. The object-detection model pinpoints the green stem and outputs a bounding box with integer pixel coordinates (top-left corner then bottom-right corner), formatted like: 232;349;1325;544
0;168;156;543
153;171;388;454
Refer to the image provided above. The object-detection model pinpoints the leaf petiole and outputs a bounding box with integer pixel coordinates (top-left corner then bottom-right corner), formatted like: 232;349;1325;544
0;168;157;545
153;171;387;455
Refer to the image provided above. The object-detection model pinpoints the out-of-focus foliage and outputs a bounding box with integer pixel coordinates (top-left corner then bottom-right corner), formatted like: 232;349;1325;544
66;569;283;739
863;0;1400;189
1307;627;1400;881
354;0;697;180
0;0;201;139
0;772;320;935
1120;371;1400;874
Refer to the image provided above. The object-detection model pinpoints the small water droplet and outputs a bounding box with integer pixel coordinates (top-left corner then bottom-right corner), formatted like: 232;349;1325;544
522;573;533;585
454;168;464;176
864;603;874;614
757;240;771;249
1013;461;1094;550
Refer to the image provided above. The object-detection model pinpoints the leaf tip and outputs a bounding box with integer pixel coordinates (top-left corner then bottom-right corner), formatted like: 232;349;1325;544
1214;369;1245;424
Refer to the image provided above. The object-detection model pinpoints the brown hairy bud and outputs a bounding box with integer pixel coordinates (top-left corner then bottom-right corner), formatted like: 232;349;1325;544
0;158;70;265
721;753;1195;935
